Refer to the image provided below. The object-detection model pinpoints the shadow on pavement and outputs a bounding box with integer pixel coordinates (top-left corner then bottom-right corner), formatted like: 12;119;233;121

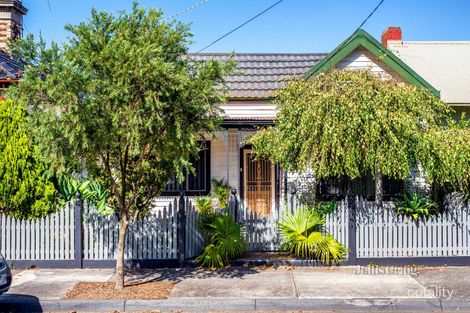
0;294;42;313
125;266;260;287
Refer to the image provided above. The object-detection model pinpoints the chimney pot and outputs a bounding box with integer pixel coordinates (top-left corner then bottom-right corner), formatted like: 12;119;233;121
382;26;402;48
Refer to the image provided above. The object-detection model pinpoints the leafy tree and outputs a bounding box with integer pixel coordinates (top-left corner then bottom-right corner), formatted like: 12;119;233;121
248;69;452;205
7;5;232;289
0;100;55;218
420;118;470;196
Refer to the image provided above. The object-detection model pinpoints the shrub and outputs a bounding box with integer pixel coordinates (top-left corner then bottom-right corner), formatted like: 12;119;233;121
278;208;346;265
211;178;231;209
196;213;246;268
394;190;438;222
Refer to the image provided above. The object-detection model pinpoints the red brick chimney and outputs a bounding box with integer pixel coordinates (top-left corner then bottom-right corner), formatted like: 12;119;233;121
0;0;27;49
381;26;402;48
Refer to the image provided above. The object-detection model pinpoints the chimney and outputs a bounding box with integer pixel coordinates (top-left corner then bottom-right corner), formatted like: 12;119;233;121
381;26;402;48
0;0;27;49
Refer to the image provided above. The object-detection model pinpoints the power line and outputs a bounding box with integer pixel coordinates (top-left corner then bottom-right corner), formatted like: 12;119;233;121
305;0;385;78
355;0;385;31
46;0;51;11
196;0;287;53
166;0;209;21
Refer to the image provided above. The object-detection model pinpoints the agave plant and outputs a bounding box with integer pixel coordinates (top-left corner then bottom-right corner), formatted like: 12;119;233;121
56;175;112;213
394;190;438;222
278;208;346;265
196;213;246;268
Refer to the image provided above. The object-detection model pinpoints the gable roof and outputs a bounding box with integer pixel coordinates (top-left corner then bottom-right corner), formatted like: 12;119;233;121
303;29;440;97
190;53;326;100
388;41;470;104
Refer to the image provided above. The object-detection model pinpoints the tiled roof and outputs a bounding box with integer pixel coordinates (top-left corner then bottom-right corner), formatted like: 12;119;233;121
190;53;326;99
389;41;470;104
0;49;21;80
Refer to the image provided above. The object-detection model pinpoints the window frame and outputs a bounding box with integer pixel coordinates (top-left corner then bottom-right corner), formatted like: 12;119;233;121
317;175;404;201
161;141;211;196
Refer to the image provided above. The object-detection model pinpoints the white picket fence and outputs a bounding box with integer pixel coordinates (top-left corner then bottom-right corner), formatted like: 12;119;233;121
184;198;205;259
0;200;179;261
0;195;469;264
82;200;178;260
355;199;470;258
0;205;75;261
232;199;349;252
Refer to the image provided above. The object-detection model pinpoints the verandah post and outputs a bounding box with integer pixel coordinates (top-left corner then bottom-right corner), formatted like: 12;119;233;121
347;195;357;265
177;191;186;267
74;191;83;269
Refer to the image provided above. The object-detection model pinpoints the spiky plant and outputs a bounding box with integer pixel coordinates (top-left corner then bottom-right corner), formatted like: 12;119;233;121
278;208;346;265
196;213;246;268
394;190;438;222
211;178;231;210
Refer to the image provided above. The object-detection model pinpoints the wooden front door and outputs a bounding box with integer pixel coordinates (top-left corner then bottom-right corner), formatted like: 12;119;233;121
243;150;274;215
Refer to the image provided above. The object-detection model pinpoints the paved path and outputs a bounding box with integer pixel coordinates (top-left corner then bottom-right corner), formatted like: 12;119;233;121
2;266;470;312
169;267;431;299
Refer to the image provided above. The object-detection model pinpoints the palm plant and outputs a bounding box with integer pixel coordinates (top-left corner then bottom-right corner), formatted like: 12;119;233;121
194;197;213;216
278;208;346;265
211;178;231;210
196;213;246;268
394;190;438;222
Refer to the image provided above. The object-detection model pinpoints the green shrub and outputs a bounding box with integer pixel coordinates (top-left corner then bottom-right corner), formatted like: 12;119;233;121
314;198;337;217
394;190;438;222
196;213;246;268
278;208;346;265
56;175;112;213
211;178;231;210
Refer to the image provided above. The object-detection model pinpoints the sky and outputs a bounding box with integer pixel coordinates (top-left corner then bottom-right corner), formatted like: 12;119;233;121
22;0;470;53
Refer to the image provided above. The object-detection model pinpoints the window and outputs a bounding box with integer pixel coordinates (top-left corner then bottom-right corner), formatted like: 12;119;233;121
163;141;210;195
317;174;403;200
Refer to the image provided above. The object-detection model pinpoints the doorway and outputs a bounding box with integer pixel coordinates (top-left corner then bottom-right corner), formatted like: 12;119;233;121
242;149;275;215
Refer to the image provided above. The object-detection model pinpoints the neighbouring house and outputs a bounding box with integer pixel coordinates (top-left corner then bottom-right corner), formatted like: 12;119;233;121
0;0;25;98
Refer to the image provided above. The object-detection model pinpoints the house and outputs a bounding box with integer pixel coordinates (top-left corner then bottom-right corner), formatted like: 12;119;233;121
158;27;469;220
0;0;26;97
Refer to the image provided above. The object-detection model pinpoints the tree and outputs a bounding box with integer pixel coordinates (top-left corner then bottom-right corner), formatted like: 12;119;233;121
420;118;470;196
7;5;232;289
248;69;452;206
0;100;55;218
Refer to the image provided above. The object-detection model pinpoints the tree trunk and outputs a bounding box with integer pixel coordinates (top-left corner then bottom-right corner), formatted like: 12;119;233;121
115;215;129;291
375;166;383;209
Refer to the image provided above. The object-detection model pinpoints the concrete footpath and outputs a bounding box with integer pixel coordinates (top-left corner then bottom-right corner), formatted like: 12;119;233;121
1;266;470;312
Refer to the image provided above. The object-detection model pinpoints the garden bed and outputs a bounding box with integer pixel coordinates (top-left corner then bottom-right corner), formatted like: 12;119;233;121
64;281;174;300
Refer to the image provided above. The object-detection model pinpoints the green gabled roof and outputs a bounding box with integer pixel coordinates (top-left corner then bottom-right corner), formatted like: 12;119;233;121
303;29;440;97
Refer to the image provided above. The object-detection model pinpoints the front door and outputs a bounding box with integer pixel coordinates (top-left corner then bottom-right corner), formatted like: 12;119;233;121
243;149;274;215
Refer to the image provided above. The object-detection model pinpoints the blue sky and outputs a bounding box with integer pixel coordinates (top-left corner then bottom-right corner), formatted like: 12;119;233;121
23;0;470;53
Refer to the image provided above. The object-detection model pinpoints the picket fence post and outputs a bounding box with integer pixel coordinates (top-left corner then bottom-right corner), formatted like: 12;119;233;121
74;191;83;268
347;195;357;265
177;191;186;266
